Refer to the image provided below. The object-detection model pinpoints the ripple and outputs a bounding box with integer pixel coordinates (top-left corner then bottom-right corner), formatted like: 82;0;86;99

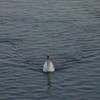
0;37;24;46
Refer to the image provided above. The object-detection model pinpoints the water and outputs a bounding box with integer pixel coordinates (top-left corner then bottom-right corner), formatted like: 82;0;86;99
0;0;100;100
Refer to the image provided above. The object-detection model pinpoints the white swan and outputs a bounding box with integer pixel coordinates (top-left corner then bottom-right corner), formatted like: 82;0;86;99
43;55;55;72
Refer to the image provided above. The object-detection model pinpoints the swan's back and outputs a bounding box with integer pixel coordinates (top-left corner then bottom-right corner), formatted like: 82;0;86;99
43;61;55;72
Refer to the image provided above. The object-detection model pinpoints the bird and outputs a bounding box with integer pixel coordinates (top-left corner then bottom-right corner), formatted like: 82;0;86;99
43;55;55;72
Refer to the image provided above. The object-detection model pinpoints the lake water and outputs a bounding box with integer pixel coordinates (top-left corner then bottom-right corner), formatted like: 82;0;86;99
0;0;100;100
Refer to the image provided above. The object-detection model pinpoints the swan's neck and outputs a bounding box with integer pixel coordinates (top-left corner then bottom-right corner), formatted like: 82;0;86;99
47;59;50;71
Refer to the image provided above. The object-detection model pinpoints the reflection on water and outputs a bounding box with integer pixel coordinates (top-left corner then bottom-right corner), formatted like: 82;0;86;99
46;73;52;86
0;0;100;100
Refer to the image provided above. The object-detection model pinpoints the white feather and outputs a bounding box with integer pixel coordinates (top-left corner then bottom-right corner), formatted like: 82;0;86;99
43;60;55;72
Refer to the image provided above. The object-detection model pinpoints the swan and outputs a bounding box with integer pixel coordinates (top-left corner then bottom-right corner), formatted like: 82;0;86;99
43;55;55;72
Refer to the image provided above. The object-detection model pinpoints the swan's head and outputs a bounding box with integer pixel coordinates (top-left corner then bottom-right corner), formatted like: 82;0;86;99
47;55;50;60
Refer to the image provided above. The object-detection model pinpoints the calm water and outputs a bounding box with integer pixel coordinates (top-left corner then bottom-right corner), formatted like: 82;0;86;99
0;0;100;100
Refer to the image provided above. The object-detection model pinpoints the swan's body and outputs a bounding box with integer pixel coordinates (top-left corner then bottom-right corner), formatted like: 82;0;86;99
43;56;55;72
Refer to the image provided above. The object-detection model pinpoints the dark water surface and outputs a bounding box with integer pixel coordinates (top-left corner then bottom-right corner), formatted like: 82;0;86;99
0;0;100;100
